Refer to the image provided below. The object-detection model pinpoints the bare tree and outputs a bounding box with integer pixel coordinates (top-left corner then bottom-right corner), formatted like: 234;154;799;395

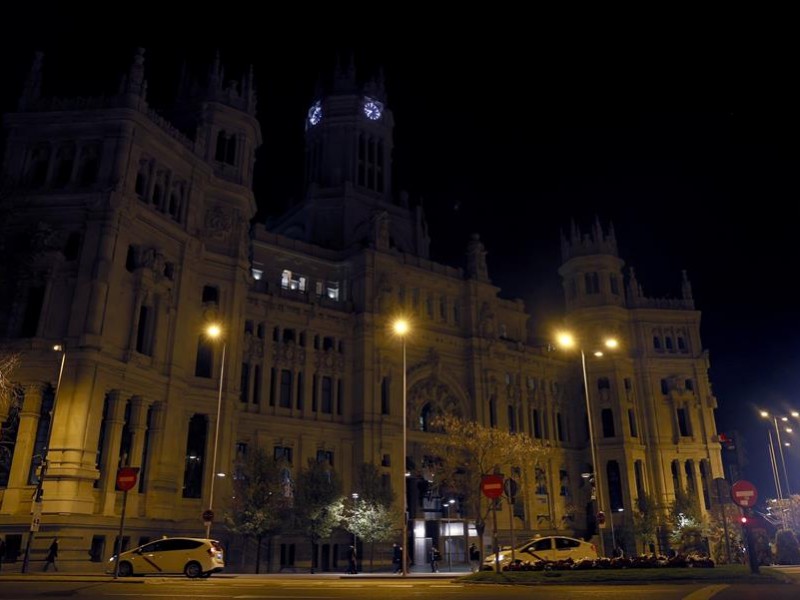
423;414;550;553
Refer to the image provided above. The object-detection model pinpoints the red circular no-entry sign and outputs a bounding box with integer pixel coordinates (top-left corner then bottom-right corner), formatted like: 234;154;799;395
730;480;758;508
116;467;140;492
481;475;504;499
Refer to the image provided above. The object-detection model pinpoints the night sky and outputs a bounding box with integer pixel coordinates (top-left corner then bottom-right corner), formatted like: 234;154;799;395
1;8;798;504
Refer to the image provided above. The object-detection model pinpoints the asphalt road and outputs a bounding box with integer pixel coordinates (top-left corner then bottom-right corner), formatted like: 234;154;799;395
0;578;798;600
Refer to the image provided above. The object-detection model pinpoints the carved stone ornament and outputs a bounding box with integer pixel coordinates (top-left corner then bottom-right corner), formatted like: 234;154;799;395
205;205;233;241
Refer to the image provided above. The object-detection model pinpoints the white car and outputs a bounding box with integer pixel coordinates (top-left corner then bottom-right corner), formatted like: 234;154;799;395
108;537;225;578
483;536;598;569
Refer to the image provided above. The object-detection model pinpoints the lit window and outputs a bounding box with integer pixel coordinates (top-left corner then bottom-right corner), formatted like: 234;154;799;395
326;281;340;301
281;269;307;292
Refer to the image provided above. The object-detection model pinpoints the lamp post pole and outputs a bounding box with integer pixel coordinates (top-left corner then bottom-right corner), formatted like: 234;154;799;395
579;348;608;558
22;344;65;573
772;416;791;496
401;332;408;576
206;334;226;540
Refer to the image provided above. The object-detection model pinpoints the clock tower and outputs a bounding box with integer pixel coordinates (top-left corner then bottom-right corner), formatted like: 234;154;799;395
270;58;430;257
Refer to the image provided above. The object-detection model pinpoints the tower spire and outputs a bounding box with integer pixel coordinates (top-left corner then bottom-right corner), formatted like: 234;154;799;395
18;51;44;110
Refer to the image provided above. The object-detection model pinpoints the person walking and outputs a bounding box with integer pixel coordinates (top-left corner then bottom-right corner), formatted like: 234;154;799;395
44;537;59;571
429;545;440;573
0;535;6;573
347;545;357;574
469;542;480;572
392;543;402;574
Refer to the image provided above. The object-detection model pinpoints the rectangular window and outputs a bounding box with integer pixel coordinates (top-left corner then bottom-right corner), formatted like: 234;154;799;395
296;371;304;410
195;337;214;378
279;369;292;408
685;379;694;391
202;285;219;305
556;413;564;442
628;409;638;438
610;274;619;295
624;377;632;391
326;281;340;301
489;398;497;428
381;377;390;415
253;365;261;405
182;414;207;498
453;302;460;324
677;408;691;437
312;375;319;411
585;272;600;294
281;269;307;292
660;379;669;394
532;409;542;439
559;469;569;496
337;379;343;415
93;395;109;488
90;535;105;562
508;405;516;433
321;377;333;413
269;368;276;406
317;450;334;467
439;297;447;320
678;336;687;351
601;408;615;438
138;406;153;493
274;446;293;464
240;363;250;403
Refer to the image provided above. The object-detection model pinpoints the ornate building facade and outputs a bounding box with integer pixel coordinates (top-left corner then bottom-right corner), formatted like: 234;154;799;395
0;51;722;570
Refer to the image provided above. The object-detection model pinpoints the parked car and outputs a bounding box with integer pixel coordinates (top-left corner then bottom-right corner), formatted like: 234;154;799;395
107;537;224;577
483;536;598;570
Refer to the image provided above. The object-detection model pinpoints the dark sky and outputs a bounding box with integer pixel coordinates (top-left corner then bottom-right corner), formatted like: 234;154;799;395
2;7;799;503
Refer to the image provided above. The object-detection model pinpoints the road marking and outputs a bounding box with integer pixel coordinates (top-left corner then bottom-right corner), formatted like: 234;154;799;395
682;584;730;600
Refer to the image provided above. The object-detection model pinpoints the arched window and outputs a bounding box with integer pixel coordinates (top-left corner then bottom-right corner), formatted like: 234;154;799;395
52;143;75;188
27;144;51;187
420;403;434;432
77;143;101;186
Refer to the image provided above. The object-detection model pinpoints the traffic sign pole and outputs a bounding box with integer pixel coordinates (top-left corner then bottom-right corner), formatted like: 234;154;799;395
113;467;139;579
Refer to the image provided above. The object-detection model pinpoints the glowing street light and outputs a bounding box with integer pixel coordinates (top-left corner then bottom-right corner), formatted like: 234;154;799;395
205;323;227;540
392;317;411;576
557;331;619;557
761;411;793;496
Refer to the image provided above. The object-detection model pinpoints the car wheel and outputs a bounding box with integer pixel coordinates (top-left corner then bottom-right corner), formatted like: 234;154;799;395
184;561;202;578
117;561;133;577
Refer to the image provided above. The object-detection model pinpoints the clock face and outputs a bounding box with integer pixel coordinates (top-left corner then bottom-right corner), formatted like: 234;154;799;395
363;97;383;121
307;101;322;126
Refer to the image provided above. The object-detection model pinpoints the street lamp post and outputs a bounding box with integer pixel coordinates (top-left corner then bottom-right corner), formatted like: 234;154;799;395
761;411;793;496
205;324;226;540
22;344;66;573
351;492;359;568
393;318;410;576
557;333;618;557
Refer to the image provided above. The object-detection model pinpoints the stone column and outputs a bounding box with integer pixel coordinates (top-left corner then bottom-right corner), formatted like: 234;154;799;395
99;391;127;516
0;384;44;514
84;219;120;340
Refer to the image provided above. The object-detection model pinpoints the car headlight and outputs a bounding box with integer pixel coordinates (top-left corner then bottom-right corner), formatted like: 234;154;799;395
108;556;117;562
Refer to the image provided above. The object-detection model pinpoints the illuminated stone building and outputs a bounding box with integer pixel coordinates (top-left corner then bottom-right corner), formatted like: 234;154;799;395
0;51;722;569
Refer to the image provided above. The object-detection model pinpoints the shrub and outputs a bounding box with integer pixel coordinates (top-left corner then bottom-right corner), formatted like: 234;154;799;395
775;529;800;565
